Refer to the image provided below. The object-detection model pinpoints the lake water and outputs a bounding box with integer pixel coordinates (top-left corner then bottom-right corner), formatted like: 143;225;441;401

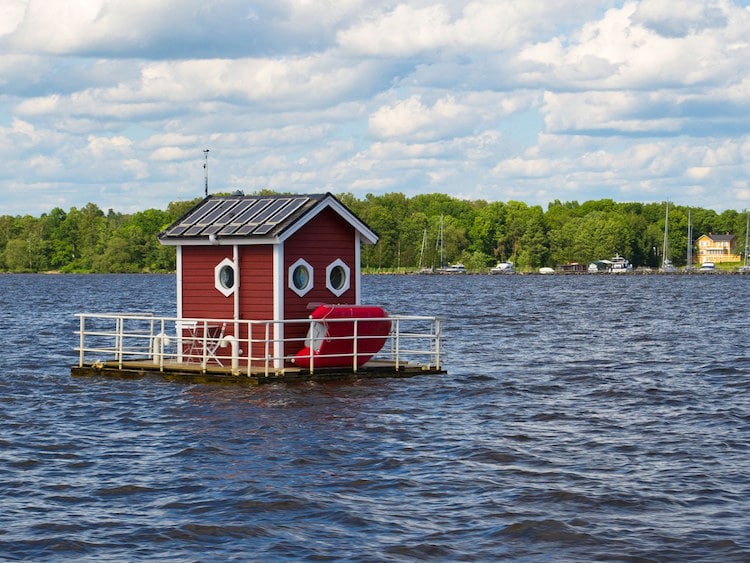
1;273;749;561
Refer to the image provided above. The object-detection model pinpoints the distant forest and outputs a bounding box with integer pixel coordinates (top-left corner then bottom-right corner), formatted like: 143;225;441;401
1;191;748;273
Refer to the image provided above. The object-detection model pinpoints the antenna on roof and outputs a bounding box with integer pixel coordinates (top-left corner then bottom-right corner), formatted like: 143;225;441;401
203;149;209;197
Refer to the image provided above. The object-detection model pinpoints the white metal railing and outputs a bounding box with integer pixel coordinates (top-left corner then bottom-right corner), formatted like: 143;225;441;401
75;313;442;377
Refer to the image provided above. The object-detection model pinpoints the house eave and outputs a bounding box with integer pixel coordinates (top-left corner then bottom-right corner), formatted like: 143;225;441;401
277;194;379;245
157;192;378;247
159;236;281;247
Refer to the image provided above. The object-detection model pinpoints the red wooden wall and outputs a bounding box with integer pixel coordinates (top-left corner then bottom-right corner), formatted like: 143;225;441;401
179;206;359;363
238;245;274;320
282;207;357;355
181;246;234;319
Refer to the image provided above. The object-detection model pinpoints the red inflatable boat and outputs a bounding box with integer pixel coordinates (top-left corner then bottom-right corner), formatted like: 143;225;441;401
293;304;391;368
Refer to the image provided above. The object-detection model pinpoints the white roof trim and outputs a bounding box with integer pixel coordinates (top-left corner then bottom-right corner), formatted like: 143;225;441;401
159;237;281;247
278;195;379;245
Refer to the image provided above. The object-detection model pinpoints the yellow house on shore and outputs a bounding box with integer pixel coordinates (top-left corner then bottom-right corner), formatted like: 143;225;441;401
696;233;739;264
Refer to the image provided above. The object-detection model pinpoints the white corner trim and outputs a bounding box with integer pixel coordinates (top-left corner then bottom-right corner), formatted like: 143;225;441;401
176;246;183;317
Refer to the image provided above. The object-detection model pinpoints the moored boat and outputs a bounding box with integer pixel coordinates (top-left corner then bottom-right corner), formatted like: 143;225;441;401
739;212;750;273
660;201;678;273
438;263;466;273
609;255;632;273
490;261;514;274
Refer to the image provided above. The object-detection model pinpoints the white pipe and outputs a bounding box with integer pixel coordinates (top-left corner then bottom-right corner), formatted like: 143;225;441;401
233;244;240;322
233;244;240;356
221;335;240;373
151;332;170;364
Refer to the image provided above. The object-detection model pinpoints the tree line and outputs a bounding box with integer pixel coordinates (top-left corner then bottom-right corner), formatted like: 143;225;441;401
1;192;747;273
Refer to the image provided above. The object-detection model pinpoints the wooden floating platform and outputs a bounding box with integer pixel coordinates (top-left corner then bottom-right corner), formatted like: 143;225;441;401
70;358;445;385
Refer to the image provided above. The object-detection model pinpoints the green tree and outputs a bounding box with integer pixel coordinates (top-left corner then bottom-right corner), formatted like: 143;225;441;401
469;202;506;257
4;239;30;271
516;206;548;268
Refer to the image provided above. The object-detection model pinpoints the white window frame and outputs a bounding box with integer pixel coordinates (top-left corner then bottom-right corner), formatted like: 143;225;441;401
326;258;350;297
289;258;314;297
214;257;237;297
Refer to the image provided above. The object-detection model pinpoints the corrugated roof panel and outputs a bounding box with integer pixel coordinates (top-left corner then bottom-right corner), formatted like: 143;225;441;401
249;198;291;224
182;199;239;236
232;223;259;236
229;198;295;236
217;199;274;236
162;198;224;236
265;197;307;226
158;193;362;243
252;198;309;235
198;199;239;225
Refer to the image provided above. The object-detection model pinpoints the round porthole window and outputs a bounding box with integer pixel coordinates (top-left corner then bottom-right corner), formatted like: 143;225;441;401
292;265;310;290
214;258;237;297
219;264;234;289
326;259;350;297
289;258;314;296
329;265;346;290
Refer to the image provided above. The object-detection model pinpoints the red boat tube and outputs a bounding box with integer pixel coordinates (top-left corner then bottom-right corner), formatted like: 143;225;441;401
293;304;391;368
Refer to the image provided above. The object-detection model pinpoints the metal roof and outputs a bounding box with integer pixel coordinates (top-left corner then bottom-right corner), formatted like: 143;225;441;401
702;233;735;242
158;193;377;244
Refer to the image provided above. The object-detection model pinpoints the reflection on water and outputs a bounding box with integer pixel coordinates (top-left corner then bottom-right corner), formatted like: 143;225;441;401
0;273;749;560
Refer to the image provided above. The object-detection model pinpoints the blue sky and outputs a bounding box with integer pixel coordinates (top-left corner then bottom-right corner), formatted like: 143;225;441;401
1;0;750;215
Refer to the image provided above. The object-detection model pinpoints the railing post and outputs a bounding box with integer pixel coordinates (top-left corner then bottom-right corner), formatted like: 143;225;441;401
201;320;208;372
116;315;124;369
352;319;358;372
264;322;271;378
78;315;85;367
308;317;315;375
394;318;400;370
434;318;441;369
161;319;167;370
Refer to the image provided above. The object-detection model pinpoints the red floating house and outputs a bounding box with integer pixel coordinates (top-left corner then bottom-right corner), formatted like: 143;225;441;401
158;192;381;366
72;192;443;383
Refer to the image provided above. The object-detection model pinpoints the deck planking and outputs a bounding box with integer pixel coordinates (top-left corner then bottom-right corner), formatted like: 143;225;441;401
70;358;445;385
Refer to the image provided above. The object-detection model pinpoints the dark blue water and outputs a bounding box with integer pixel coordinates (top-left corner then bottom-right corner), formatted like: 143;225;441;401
1;273;749;561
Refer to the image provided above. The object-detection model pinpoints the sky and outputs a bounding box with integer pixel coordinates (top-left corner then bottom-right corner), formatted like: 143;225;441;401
2;0;750;216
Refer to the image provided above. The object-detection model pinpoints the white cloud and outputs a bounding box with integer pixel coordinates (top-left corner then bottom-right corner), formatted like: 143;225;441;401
2;0;750;216
522;1;750;92
369;95;475;141
150;146;193;161
338;1;603;56
86;135;132;157
0;0;25;36
632;0;728;37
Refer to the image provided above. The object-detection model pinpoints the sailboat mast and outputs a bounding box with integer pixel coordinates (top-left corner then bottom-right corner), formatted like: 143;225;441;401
687;209;693;268
661;201;669;265
437;215;444;269
745;211;749;268
418;228;427;270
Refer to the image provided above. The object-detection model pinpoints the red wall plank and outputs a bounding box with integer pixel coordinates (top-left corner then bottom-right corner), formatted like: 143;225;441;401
283;207;358;354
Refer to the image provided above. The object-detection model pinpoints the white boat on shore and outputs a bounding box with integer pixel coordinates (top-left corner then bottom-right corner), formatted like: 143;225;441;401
739;212;750;273
490;261;514;274
609;255;632;273
660;202;678;273
438;263;467;274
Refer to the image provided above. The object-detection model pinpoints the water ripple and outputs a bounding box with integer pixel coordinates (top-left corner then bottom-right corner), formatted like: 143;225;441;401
1;274;750;560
